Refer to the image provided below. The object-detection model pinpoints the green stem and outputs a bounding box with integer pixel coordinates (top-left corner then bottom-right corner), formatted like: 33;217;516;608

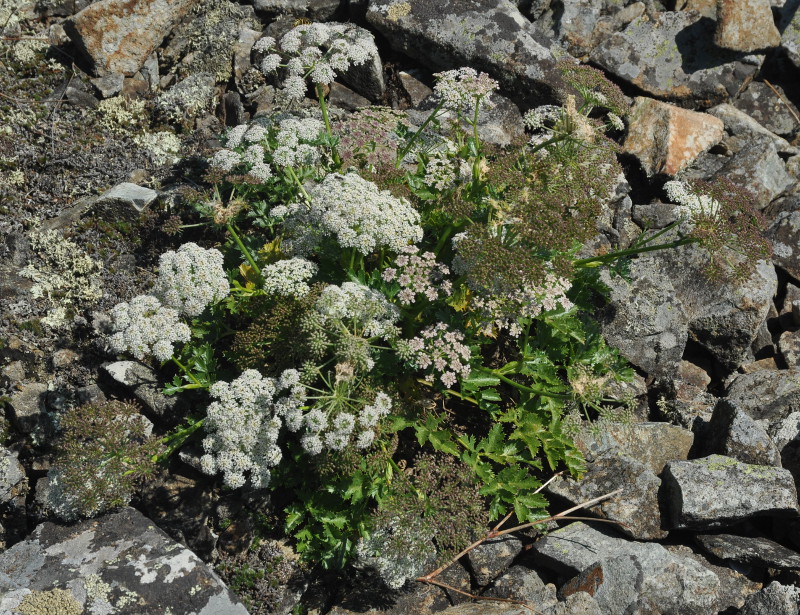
315;83;342;168
415;378;479;405
434;224;457;259
573;237;696;268
172;357;203;387
285;165;312;204
396;101;445;167
227;223;261;276
156;418;206;463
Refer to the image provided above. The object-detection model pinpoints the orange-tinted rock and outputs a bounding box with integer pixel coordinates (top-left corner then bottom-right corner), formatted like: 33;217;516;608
715;0;781;52
623;97;725;177
64;0;200;77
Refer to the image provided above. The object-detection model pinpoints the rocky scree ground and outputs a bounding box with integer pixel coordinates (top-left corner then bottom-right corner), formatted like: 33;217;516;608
3;0;800;614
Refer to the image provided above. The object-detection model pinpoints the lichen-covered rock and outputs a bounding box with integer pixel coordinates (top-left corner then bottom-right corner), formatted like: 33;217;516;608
623;97;724;176
725;369;800;422
0;507;249;615
695;533;800;569
102;361;180;421
707;103;794;155
0;446;27;506
782;6;800;71
715;0;781;51
546;454;666;540
739;581;800;615
705;399;782;466
590;10;761;104
64;0;201;77
465;536;522;587
365;0;569;109
572;421;694;475
7;381;48;434
254;0;343;21
663;455;799;529
531;522;721;614
90;182;160;222
769;200;800;281
481;565;558;611
733;81;800;140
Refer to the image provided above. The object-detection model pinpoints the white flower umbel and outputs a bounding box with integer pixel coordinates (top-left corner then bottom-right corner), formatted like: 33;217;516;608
272;116;325;167
256;23;379;100
261;257;318;298
664;180;721;225
153;243;230;317
200;368;305;489
108;295;191;362
315;281;400;339
208;122;274;182
275;173;423;256
433;67;498;114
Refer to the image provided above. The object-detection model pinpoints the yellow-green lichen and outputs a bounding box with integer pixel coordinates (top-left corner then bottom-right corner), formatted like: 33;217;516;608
16;588;83;615
386;2;411;21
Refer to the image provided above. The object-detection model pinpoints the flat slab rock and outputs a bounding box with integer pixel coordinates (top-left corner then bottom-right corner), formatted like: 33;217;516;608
590;10;761;104
663;454;799;529
0;507;248;615
531;522;721;615
696;533;800;569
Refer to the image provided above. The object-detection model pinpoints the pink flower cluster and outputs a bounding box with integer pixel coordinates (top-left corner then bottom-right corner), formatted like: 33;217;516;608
400;323;471;388
382;246;452;305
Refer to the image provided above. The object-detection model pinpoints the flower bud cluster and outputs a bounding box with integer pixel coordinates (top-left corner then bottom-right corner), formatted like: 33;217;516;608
108;295;191;362
316;281;400;340
153;243;230;317
422;151;471;192
255;23;378;100
398;323;471;388
261;257;318;298
200;368;306;489
382;245;452;305
272;173;423;256
299;388;392;455
433;67;498;114
664;180;721;224
273;116;325;167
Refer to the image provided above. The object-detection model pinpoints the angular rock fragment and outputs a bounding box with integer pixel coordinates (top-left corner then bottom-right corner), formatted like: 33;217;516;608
725;368;800;422
102;361;179;421
91;182;159;222
466;536;522;587
64;0;200;77
739;581;800;615
707;103;794;154
623;97;724;176
366;0;569;108
782;6;800;71
532;522;720;615
591;11;761;104
705;399;782;466
715;0;782;51
8;382;48;434
546;455;666;539
663;455;799;529
696;533;800;568
732;82;800;140
0;507;248;615
572;421;694;475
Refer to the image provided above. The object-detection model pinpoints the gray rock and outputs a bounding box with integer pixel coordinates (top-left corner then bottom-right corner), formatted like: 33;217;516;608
711;134;794;210
707;103;795;155
546;454;666;540
740;581;800;615
696;533;800;568
782;5;800;71
155;72;218;123
481;566;558;611
572;421;694;475
632;201;680;229
234;27;262;90
102;361;179;421
733;81;800;140
770;210;800;280
543;592;603;615
8;382;48;433
0;447;26;506
663;454;799;529
725;369;800;422
91;182;159;222
0;507;248;615
329;82;371;111
780;330;800;368
254;0;343;20
705;399;782;466
398;70;433;108
466;536;522;587
64;0;200;77
436;603;528;615
601;242;776;377
365;0;570;109
531;522;720;614
590;10;762;104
